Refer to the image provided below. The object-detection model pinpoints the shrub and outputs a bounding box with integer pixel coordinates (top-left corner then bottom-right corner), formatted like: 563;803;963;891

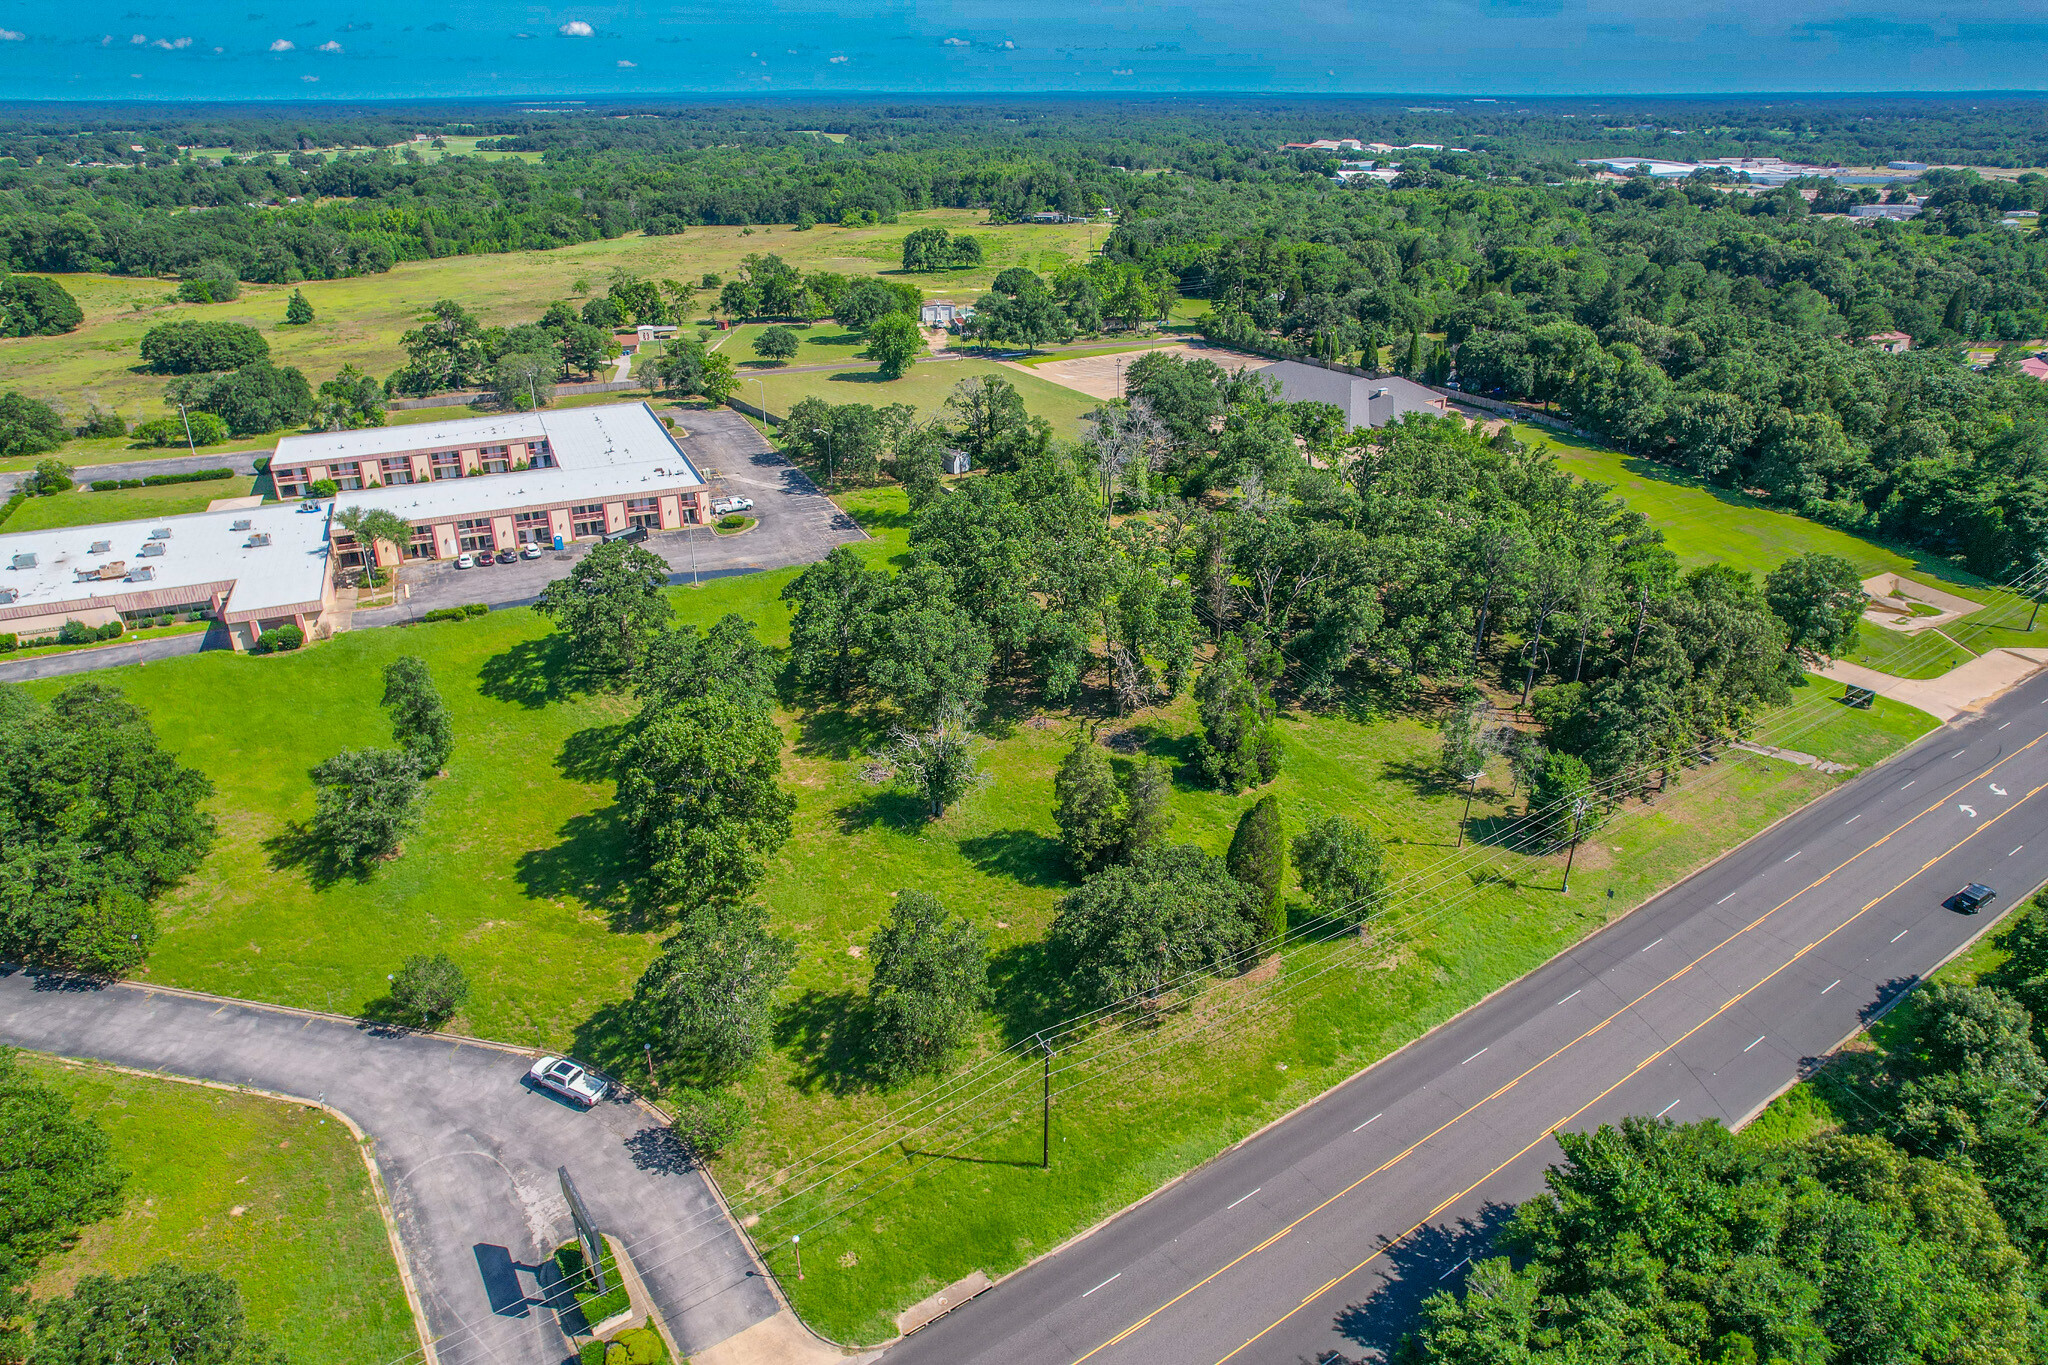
606;1326;669;1365
717;514;745;529
420;607;469;624
90;467;233;492
250;624;304;654
55;620;121;645
139;319;268;373
463;601;490;617
389;952;468;1027
25;457;73;495
553;1243;629;1324
669;1086;751;1158
175;261;242;303
75;405;125;438
308;478;339;498
0;491;24;528
579;1342;607;1365
130;411;229;447
0;634;16;652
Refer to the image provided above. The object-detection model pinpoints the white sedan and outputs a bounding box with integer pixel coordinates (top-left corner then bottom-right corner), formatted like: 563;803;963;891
526;1055;609;1108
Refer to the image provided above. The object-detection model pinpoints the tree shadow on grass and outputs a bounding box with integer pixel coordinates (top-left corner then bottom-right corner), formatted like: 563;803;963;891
477;634;577;710
957;829;1068;888
262;820;356;890
774;987;887;1095
516;806;666;934
987;939;1080;1047
558;721;631;784
793;704;892;763
832;789;929;836
1330;1202;1515;1362
568;997;644;1079
1380;757;1460;798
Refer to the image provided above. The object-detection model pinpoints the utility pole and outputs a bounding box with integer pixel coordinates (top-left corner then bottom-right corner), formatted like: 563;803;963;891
1456;769;1483;849
176;402;197;456
1561;795;1591;893
1038;1034;1053;1169
790;1234;803;1282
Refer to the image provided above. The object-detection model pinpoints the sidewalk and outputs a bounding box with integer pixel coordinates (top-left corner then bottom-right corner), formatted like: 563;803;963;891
1817;648;2048;723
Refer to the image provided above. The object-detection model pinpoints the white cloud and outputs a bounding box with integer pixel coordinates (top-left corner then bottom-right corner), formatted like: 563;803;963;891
557;20;592;36
1002;39;1013;48
1111;67;1133;75
0;28;23;40
943;37;967;46
301;72;317;80
100;34;112;44
616;58;634;66
129;33;146;43
829;53;847;62
154;36;192;48
269;38;293;50
317;39;341;51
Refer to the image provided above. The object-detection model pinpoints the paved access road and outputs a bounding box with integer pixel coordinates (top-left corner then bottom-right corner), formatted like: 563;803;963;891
357;407;863;625
888;675;2048;1365
0;981;779;1365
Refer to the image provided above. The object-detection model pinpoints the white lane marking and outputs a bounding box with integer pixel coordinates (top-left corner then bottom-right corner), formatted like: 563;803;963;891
1641;937;1663;952
1822;979;1840;994
1902;780;1916;789
2013;845;2026;857
1743;1035;1766;1053
1461;1047;1488;1065
1953;749;1968;758
1960;804;1979;817
1558;990;1581;1005
1892;929;1910;943
1782;850;1802;862
1082;1273;1121;1298
1656;1098;1681;1117
1437;1256;1471;1281
2000;722;2012;730
1718;891;1738;903
1991;783;2008;796
1845;812;1863;824
1226;1189;1260;1210
1353;1113;1382;1132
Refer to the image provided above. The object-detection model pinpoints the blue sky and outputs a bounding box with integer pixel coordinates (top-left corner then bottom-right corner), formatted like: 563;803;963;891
0;0;2042;99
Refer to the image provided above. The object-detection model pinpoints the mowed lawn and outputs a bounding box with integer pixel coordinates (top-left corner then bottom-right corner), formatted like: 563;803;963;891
0;208;1099;468
4;476;263;533
1520;424;2048;679
744;356;1102;437
20;1053;416;1365
18;483;1940;1342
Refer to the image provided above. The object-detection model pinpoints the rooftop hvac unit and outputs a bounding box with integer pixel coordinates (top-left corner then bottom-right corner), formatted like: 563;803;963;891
90;540;112;554
150;527;173;539
125;566;155;583
0;588;16;605
10;553;36;570
246;533;272;548
231;519;252;531
138;543;166;557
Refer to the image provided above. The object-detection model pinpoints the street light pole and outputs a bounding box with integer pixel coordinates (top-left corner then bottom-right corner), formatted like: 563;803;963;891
176;402;196;456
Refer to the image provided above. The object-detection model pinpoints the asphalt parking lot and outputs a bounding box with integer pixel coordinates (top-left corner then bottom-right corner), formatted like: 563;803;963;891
358;408;865;626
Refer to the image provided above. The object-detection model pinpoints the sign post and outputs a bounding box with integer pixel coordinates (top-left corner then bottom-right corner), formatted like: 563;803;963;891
558;1166;607;1296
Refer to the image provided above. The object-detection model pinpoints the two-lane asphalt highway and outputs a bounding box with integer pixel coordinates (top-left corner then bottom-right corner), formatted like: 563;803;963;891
887;674;2048;1365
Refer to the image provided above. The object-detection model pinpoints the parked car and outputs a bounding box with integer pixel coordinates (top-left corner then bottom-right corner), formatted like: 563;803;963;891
495;548;519;565
521;543;544;559
469;549;495;566
1947;882;1999;914
526;1055;608;1108
454;552;475;570
602;525;649;544
710;496;755;517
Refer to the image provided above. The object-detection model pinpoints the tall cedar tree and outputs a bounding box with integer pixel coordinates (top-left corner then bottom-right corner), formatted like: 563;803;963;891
867;890;991;1081
1053;738;1124;875
1225;793;1287;946
381;655;454;776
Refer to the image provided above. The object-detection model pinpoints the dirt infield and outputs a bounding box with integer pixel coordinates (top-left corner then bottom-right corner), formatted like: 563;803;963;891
1014;343;1270;401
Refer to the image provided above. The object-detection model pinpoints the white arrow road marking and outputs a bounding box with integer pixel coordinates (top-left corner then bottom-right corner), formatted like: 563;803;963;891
1960;804;1979;817
1991;783;2008;796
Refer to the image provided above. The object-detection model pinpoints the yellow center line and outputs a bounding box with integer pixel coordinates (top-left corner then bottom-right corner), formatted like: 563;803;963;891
1063;733;2044;1365
1209;779;2048;1363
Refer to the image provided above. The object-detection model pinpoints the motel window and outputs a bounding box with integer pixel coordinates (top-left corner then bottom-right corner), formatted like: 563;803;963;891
480;444;510;475
274;468;306;497
332;462;363;492
627;497;661;531
456;517;495;553
528;440;555;469
405;527;437;560
513;510;552;544
570;502;608;539
379;456;415;486
430;451;462;480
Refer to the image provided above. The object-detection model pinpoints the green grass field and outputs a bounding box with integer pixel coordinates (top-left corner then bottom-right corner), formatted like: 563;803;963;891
1516;424;2048;679
0;209;1100;468
16;482;1942;1342
20;1053;415;1365
4;477;263;533
744;356;1101;436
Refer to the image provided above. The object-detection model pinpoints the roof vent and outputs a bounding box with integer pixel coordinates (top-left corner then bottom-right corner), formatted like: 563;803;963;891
90;539;112;554
10;553;36;570
0;587;16;605
138;543;166;558
245;533;272;548
125;566;155;583
150;527;173;540
231;519;252;532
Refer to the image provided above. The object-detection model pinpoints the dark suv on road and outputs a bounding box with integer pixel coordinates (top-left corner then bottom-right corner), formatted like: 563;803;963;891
1947;883;1998;915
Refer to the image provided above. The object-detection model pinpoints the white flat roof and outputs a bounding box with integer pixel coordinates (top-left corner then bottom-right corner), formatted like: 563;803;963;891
273;401;704;478
335;457;704;524
0;502;331;618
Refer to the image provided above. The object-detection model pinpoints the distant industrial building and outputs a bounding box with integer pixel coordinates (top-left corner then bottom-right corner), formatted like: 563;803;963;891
920;302;976;327
1849;203;1922;220
1254;362;1449;428
1862;330;1914;354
